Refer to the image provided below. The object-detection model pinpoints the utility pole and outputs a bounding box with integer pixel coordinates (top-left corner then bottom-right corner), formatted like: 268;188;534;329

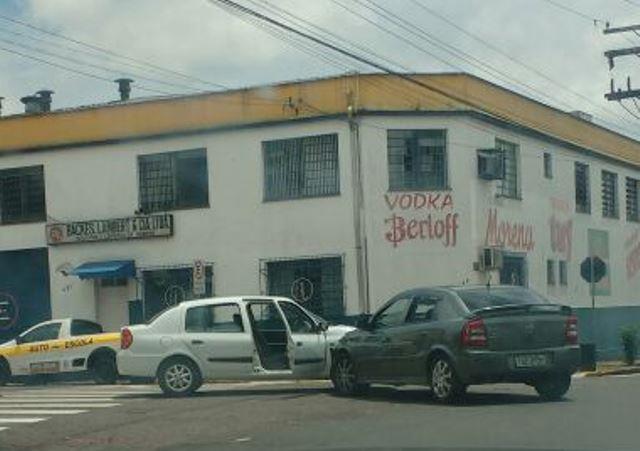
603;22;640;104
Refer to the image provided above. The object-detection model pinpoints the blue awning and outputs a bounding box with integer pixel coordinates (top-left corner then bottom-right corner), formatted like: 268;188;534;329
70;260;136;280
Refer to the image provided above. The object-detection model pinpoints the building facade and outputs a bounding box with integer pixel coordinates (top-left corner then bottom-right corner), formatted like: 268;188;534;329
1;73;639;358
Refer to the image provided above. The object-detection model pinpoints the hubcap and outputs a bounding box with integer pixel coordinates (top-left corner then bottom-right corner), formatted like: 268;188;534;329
165;363;193;392
335;358;356;393
432;360;453;399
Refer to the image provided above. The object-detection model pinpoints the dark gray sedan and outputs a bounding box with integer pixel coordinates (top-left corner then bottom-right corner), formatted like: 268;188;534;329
330;285;581;403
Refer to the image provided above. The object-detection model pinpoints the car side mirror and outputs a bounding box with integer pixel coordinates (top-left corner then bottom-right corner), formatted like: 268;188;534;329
356;314;372;330
315;321;329;333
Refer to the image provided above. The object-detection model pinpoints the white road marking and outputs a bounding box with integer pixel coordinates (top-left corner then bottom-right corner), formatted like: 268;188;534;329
0;398;116;403
0;418;46;424
0;409;87;415
0;404;120;408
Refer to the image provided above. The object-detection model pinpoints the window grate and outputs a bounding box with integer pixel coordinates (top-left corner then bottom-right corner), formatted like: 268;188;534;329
626;177;640;222
559;260;568;286
263;134;339;201
387;129;447;191
547;260;556;286
497;139;519;198
602;170;618;219
0;165;46;225
543;152;553;179
575;162;591;214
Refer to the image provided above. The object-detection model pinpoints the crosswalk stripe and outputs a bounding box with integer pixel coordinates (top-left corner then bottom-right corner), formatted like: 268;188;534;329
0;418;46;424
0;398;116;403
0;403;120;408
0;409;87;415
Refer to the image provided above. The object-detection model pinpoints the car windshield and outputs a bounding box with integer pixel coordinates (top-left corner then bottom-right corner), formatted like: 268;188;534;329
453;286;550;312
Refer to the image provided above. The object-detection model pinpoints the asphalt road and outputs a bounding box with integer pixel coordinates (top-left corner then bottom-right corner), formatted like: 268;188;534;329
0;374;638;451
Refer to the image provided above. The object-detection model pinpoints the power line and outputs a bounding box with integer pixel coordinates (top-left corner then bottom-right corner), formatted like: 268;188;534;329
619;100;640;119
0;13;227;90
540;0;606;25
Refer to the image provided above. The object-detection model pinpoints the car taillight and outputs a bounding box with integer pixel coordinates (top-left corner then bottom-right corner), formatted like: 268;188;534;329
461;317;487;348
121;328;133;350
565;315;578;345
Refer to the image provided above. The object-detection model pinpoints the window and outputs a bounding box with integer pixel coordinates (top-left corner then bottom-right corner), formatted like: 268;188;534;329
406;296;438;323
0;165;46;225
71;320;103;336
278;302;316;334
185;304;244;333
247;302;287;330
559;260;568;286
497;139;519;198
602;170;619;219
575;162;591;214
19;322;61;343
626;177;640;222
387;129;447;191
100;278;128;287
263;134;339;201
547;260;556;286
138;148;208;213
453;286;549;312
371;297;412;329
543;152;553;179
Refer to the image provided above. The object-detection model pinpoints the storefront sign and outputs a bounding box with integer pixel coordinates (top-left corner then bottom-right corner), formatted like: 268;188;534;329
485;208;535;252
192;259;206;297
46;214;173;245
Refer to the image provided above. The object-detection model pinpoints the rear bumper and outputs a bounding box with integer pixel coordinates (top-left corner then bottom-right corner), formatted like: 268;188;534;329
455;345;581;385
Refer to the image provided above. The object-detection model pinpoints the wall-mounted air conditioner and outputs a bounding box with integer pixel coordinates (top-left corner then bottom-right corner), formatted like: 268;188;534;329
478;247;503;271
477;149;504;180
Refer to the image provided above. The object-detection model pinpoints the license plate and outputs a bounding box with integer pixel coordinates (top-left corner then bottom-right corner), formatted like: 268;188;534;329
30;361;60;374
514;353;549;368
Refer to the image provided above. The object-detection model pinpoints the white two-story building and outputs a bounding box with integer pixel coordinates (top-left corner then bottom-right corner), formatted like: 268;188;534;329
1;73;639;358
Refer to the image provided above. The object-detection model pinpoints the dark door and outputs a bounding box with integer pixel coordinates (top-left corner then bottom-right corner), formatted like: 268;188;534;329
500;254;527;286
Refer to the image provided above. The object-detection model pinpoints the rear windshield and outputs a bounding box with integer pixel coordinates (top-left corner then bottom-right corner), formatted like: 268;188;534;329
453;286;549;312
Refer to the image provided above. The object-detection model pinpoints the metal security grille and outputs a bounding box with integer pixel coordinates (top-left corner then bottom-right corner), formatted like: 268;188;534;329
387;130;447;191
559;260;568;286
263;134;339;201
547;260;556;286
575;162;591;214
265;257;344;320
0;165;46;225
626;177;639;222
602;170;619;218
543;152;553;179
138;149;208;212
496;139;518;198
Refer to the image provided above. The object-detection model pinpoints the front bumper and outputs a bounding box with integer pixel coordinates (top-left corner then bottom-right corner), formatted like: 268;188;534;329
455;345;581;385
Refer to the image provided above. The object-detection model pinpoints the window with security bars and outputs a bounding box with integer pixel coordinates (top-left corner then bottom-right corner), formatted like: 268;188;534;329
547;260;556;286
387;129;447;191
626;177;640;222
543;152;553;179
138;148;208;213
496;139;519;198
0;165;46;225
602;170;619;219
263;134;339;201
575;162;591;214
559;260;568;286
265;257;344;320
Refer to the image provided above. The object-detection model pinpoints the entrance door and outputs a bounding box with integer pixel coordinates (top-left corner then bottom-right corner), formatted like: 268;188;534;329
500;254;528;286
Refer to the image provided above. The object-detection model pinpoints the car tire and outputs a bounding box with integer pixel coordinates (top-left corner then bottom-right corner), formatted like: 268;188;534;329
92;354;118;385
534;373;571;401
0;360;10;386
429;356;466;404
157;357;202;397
331;353;369;396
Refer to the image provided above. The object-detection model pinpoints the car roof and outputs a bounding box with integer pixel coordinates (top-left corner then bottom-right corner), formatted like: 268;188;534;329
175;295;294;308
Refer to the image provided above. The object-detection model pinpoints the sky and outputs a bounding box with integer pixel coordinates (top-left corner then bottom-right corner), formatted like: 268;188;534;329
0;0;640;139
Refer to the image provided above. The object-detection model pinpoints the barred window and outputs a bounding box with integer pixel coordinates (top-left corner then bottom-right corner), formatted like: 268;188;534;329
626;177;640;222
138;148;208;213
497;139;519;198
387;130;447;191
559;260;568;286
263;134;339;201
0;165;46;225
602;170;618;219
543;152;553;179
575;162;590;214
547;260;556;286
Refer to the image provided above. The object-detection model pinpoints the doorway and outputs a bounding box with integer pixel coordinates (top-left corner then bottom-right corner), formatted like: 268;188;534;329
499;253;528;286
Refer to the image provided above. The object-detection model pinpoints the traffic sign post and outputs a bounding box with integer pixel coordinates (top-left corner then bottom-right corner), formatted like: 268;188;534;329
580;255;607;362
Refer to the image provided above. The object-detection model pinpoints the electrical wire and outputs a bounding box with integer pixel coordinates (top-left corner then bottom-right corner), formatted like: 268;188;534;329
540;0;606;25
619;100;640;119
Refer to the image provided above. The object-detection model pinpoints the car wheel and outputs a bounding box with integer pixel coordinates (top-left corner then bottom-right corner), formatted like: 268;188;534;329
430;356;466;403
0;361;10;386
92;355;118;385
158;357;201;397
534;373;571;401
331;353;368;396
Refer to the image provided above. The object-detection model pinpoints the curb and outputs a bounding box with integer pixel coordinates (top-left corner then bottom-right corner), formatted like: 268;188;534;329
583;367;640;377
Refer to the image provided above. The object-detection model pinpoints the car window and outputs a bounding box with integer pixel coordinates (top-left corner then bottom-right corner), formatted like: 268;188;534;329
278;301;316;334
70;320;103;336
453;286;549;312
185;304;244;333
406;296;439;323
371;297;412;329
20;322;61;343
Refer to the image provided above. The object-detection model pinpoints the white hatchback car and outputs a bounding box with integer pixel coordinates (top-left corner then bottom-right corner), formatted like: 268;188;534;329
117;296;354;396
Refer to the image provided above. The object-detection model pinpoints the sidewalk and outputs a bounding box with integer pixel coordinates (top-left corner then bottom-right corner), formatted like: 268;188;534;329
582;361;640;377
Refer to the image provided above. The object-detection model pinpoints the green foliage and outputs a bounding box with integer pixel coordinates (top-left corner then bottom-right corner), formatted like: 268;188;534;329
620;325;639;366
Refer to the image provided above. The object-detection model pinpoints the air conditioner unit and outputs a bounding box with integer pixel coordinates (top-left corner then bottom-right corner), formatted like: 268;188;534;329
478;247;503;270
477;149;504;180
